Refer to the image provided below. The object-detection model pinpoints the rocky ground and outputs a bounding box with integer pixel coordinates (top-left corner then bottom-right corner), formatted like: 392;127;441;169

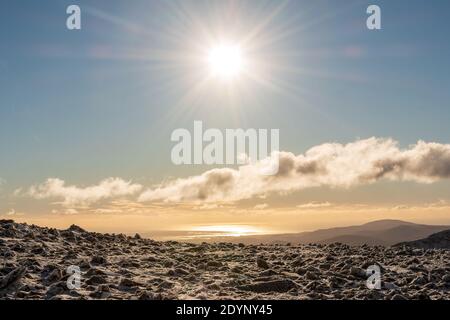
1;219;449;300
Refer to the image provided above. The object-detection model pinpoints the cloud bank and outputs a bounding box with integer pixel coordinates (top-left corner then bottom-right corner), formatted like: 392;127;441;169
28;178;142;207
23;138;450;207
138;138;450;203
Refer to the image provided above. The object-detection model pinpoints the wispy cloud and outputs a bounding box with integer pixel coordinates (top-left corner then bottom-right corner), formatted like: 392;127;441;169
51;208;79;215
254;203;269;210
27;178;142;207
297;202;332;209
138;138;450;203
4;209;25;217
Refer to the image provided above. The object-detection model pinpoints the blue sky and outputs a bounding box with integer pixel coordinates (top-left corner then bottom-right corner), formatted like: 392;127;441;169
1;0;450;229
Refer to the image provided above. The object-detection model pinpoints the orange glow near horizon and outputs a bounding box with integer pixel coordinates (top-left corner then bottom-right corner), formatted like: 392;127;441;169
189;224;268;237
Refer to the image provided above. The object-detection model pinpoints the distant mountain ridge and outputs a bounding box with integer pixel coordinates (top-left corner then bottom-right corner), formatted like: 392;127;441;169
395;229;450;249
204;220;450;246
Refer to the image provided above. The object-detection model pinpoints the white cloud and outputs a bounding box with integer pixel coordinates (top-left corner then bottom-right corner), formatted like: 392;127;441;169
28;178;142;207
138;138;450;203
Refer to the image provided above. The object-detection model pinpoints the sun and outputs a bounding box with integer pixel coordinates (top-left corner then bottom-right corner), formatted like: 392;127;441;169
207;44;245;79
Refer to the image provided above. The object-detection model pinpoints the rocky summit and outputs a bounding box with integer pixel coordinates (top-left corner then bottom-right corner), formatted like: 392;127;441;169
1;220;449;300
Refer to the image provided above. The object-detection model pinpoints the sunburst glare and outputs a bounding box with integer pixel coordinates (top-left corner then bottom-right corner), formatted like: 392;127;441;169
207;44;245;79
